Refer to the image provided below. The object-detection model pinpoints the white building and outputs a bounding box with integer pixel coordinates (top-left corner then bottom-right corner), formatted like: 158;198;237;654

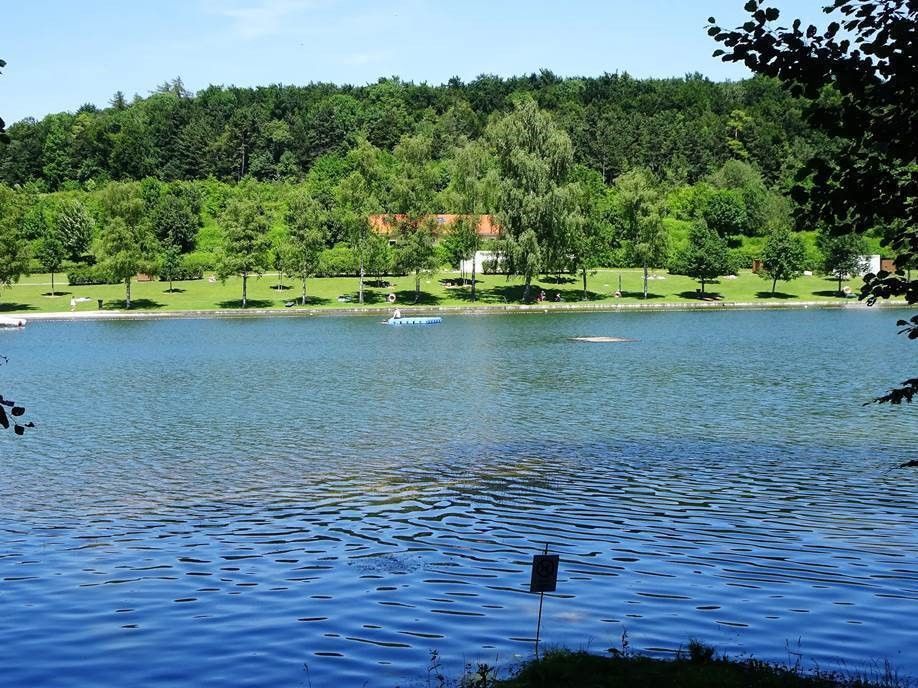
460;251;504;275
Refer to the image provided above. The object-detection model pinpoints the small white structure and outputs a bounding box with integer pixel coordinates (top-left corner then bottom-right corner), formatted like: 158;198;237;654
460;250;504;275
858;255;881;276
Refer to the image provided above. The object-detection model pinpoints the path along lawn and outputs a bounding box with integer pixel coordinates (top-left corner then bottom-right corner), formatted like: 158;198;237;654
1;269;865;314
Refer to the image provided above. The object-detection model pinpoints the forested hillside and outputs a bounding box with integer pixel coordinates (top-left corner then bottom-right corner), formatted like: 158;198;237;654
0;72;821;189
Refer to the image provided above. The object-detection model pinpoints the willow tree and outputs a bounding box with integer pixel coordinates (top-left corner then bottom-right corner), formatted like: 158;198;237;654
487;98;581;302
336;138;389;304
615;169;668;299
448;141;495;301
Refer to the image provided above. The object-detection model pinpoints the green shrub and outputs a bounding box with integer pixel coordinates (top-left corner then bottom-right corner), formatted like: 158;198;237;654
67;264;116;285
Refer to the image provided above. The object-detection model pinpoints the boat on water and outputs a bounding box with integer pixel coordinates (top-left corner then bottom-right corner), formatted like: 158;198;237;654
0;316;26;328
386;316;442;326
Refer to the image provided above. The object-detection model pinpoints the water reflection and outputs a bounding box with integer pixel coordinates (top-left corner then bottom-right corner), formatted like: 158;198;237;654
0;310;915;686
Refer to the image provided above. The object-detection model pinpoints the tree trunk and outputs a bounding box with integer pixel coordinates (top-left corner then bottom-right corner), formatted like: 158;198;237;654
838;274;843;295
582;265;587;301
242;270;248;308
169;277;173;293
414;270;421;303
125;277;132;309
358;254;364;304
50;271;55;297
643;262;649;299
772;276;777;295
523;276;532;302
700;279;706;296
471;255;477;302
302;275;308;306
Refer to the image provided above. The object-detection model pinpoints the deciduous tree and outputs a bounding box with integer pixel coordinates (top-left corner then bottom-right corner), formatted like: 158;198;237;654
284;192;327;305
216;198;271;308
817;230;867;295
670;221;732;296
35;229;66;296
760;227;807;294
97;217;152;308
487;98;580;301
615;169;668;299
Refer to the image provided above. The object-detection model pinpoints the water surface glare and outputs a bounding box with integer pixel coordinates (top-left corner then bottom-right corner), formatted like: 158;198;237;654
0;310;915;686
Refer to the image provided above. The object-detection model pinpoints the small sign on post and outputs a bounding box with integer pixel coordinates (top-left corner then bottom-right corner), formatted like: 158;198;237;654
529;546;560;660
529;554;559;593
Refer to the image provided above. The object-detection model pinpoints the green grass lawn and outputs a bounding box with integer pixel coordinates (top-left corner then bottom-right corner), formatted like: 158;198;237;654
1;269;866;314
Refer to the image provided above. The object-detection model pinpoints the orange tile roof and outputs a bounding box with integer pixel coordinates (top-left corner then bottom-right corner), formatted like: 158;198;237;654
369;214;500;238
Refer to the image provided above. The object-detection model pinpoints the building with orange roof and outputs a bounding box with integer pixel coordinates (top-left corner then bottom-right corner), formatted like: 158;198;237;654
368;214;500;240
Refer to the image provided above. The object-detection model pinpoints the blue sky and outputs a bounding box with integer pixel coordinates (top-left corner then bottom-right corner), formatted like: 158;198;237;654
2;1;827;123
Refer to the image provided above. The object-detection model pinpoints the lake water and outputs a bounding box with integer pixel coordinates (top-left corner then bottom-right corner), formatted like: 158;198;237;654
0;309;916;687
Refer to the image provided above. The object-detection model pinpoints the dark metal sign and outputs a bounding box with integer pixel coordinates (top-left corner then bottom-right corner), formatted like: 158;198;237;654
529;554;559;593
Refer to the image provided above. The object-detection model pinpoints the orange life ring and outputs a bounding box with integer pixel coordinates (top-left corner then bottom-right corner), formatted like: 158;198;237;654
387;293;396;303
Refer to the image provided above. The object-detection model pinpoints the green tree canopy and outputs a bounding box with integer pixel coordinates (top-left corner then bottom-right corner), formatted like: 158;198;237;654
670;221;733;296
283;191;328;305
97;217;154;308
614;169;668;299
760;227;807;294
35;227;66;297
817;230;868;295
487;98;580;301
216;198;271;308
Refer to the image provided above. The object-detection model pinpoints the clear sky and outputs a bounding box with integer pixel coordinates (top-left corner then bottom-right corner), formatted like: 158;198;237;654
1;1;827;123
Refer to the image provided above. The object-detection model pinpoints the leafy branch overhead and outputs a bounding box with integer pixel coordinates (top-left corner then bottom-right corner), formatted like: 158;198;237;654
0;357;33;435
709;0;917;404
0;58;6;144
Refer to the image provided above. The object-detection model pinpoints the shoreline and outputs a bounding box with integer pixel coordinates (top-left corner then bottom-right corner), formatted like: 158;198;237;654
14;299;910;322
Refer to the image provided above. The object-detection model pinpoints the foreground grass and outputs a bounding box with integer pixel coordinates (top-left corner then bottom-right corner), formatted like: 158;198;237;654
2;269;868;314
489;649;906;688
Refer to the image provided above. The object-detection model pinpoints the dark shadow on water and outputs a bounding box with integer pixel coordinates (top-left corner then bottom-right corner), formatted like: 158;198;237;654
217;299;275;309
0;302;37;312
755;291;799;300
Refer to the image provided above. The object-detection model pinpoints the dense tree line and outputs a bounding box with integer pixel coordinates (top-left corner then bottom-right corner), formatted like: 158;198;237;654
0;66;897;316
0;72;826;191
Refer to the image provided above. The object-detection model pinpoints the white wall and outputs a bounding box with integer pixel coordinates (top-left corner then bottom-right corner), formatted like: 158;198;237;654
460;251;503;274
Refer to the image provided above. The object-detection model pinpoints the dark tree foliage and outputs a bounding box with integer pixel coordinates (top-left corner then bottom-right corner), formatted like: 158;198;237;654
0;71;821;190
709;0;917;404
0;356;33;435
